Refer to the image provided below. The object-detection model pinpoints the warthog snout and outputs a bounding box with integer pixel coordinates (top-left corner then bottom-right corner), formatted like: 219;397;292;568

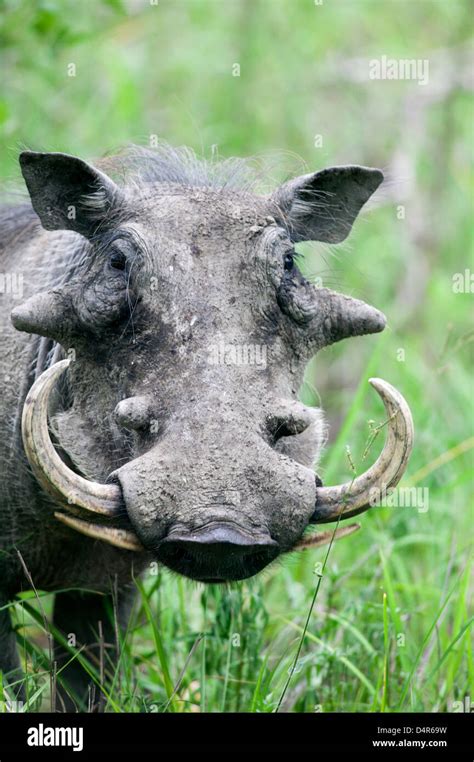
112;421;319;581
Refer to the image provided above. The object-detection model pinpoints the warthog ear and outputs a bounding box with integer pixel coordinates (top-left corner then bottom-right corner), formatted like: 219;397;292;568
272;166;383;243
19;151;123;238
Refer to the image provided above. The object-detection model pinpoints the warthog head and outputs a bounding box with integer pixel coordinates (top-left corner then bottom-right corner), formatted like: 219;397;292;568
12;147;413;582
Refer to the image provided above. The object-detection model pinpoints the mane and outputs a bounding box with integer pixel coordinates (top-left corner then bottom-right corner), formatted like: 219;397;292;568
0;201;39;256
97;142;262;193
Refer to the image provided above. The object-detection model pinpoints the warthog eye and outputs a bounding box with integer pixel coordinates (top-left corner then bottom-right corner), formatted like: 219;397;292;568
267;411;311;443
283;252;294;271
109;249;127;271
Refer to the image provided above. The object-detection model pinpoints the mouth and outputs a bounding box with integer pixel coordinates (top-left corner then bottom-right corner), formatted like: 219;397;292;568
152;524;281;582
21;359;414;580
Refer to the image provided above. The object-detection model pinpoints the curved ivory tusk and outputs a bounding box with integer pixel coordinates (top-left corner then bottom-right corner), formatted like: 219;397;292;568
294;522;360;550
22;359;121;517
312;378;414;523
55;512;143;552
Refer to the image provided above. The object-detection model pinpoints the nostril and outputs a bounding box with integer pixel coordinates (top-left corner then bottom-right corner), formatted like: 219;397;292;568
114;396;153;431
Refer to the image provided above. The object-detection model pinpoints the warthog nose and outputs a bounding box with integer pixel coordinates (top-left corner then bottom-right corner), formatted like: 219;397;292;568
157;524;279;582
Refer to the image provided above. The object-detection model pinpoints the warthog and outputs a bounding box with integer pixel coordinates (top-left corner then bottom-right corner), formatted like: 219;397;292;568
0;145;413;710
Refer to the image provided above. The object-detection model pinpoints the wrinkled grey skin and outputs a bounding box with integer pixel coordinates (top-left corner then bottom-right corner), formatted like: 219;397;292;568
0;146;384;710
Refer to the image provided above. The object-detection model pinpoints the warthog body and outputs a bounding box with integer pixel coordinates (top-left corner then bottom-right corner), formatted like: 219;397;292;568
0;145;413;710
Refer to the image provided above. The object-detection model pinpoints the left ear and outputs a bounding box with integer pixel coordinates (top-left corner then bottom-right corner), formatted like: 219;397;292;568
272;165;384;243
19;151;123;238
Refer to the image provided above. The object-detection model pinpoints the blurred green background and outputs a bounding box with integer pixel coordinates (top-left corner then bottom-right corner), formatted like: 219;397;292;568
0;0;472;712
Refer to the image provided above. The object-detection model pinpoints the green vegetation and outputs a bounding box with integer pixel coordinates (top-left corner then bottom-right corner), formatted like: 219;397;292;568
0;0;472;712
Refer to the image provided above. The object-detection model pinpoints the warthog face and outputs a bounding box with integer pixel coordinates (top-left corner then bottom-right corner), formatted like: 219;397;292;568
12;147;413;582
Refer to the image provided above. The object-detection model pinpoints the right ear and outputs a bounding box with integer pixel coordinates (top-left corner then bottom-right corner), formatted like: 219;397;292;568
272;165;384;244
19;151;123;238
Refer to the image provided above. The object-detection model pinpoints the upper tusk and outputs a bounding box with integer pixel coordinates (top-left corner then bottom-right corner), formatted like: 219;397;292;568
21;359;121;517
55;512;143;552
312;378;414;523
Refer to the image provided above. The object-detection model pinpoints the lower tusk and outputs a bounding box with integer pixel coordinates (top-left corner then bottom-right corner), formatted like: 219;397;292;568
294;523;360;550
55;512;144;552
312;378;414;524
22;359;122;517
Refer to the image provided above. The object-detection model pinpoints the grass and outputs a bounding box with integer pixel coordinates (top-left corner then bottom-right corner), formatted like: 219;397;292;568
0;0;472;713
